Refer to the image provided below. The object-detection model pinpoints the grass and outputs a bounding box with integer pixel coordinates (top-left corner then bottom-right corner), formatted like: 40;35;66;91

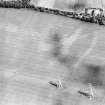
0;8;105;105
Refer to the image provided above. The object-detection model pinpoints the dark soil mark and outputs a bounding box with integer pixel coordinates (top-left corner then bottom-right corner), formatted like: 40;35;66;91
83;64;103;87
49;32;78;66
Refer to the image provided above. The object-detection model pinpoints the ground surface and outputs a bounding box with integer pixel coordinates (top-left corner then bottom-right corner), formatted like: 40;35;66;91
0;8;105;105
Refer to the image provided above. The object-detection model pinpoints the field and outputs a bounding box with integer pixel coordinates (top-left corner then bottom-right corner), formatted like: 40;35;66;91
0;8;105;105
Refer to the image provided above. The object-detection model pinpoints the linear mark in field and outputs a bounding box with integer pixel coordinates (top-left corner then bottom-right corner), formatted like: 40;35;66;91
74;35;97;68
62;28;83;55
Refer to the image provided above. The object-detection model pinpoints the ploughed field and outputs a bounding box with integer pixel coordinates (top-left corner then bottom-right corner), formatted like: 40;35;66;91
0;8;105;105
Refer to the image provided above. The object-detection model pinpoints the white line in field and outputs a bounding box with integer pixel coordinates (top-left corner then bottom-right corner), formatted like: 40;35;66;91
74;35;97;68
63;28;82;46
62;28;82;55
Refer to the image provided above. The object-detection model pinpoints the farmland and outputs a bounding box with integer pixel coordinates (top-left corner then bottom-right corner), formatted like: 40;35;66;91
0;8;105;105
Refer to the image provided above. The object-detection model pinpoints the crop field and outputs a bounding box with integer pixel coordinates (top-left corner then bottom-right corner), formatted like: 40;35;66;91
0;8;105;105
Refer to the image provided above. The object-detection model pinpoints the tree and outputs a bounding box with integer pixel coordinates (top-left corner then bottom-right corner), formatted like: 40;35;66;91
22;0;31;6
